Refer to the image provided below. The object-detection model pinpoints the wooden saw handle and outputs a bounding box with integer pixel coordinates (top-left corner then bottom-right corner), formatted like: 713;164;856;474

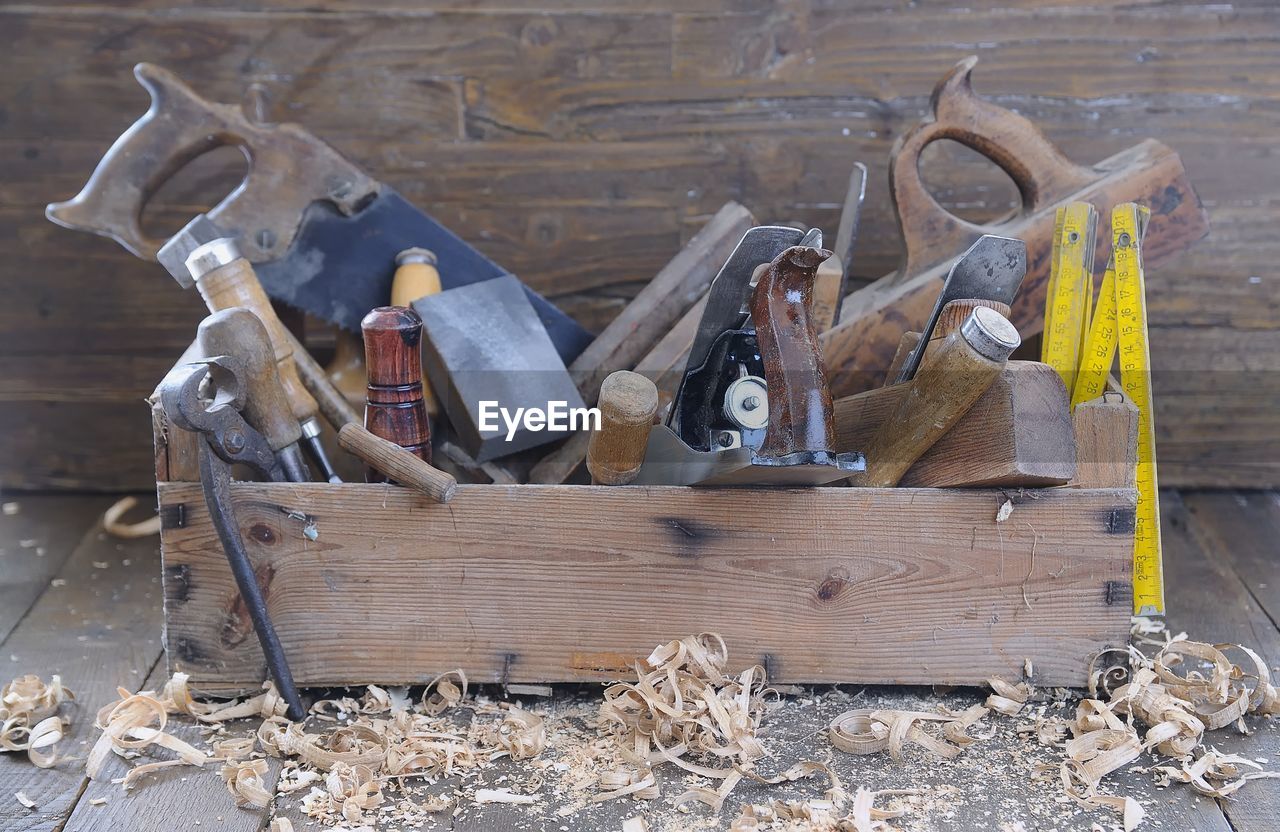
44;63;375;263
196;308;301;452
588;371;658;486
854;307;1021;487
751;244;838;458
190;243;320;428
889;57;1097;280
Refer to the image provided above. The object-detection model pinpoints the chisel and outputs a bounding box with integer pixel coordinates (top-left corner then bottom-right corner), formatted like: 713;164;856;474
161;223;342;483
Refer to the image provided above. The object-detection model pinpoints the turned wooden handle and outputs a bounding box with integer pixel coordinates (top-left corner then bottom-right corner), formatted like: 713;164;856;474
854;307;1020;487
338;423;456;503
889;57;1098;278
196;308;301;452
588;371;658;486
191;246;319;427
390;249;441;415
286;328;362;430
934;299;1013;339
751;244;838;458
361;306;432;477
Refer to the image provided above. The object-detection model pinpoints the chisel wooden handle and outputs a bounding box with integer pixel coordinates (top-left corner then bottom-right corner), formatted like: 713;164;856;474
197;309;300;451
338;423;456;503
588;371;658;486
186;239;318;427
853;306;1020;487
750;243;838;458
362;306;432;477
390;248;442;416
933;298;1013;339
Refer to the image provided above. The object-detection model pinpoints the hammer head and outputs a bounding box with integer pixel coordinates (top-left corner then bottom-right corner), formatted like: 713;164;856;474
157;214;226;288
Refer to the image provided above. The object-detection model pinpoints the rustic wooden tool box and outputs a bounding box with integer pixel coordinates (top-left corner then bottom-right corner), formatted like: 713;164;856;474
150;386;1137;693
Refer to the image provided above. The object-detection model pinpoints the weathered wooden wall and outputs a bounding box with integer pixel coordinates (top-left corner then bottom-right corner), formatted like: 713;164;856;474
1;1;1277;489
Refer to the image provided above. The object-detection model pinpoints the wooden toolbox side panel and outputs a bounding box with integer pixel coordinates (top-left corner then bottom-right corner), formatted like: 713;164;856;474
157;482;1134;691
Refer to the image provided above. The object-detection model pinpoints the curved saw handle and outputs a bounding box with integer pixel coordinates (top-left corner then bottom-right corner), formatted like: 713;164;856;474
45;63;376;262
889;56;1099;279
751;243;837;459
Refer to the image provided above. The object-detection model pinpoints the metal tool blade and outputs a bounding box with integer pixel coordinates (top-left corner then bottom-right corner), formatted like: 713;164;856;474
632;425;864;487
893;235;1027;384
682;226;806;382
163;191;593;362
832;162;868;319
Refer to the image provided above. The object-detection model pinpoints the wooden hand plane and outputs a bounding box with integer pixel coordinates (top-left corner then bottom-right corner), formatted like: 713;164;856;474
634;228;864;486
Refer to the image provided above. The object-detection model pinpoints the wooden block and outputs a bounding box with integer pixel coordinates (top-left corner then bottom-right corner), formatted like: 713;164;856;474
1070;391;1139;489
157;481;1133;690
834;361;1077;488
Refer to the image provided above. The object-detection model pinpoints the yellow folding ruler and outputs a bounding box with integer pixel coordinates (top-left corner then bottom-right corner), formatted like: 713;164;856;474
1052;203;1162;615
1041;203;1098;390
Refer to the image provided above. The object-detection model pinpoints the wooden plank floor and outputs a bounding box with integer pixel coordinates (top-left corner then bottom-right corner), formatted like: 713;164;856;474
0;490;1276;831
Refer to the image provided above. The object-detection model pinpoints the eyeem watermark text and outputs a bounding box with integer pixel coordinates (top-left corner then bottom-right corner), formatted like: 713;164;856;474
477;401;601;441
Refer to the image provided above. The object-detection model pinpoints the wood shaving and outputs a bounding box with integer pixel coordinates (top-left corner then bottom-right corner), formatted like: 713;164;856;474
595;633;768;809
221;758;273;808
102;496;162;539
1;674;74;767
828;705;989;760
995;499;1013;523
986;677;1033;716
1009;637;1280;829
269;818;294;832
474;787;537;804
14;791;36;809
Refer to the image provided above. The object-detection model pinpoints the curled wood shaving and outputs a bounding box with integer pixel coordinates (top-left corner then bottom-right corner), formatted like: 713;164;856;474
102;496;161;539
1;674;74;768
828;705;989;761
221;757;273;808
89;689;211;785
1022;637;1280;829
986;677;1033;716
595;633;768;809
420;670;467;716
14;791;36;809
476;705;546;760
1151;749;1280;797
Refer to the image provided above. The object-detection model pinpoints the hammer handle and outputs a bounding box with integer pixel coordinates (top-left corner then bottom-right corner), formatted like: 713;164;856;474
338;423;456;503
195;258;319;426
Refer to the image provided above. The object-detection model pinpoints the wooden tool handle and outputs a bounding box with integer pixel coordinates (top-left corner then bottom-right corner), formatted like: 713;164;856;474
855;307;1021;487
390;249;441;415
934;299;1013;339
750;244;839;458
286;328;362;430
390;248;442;307
361;306;432;474
889;57;1097;279
588;371;659;486
196;308;301;452
338;423;456;503
44;63;375;263
191;248;320;427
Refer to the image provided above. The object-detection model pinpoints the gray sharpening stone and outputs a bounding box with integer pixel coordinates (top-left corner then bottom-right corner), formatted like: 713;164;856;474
414;275;587;462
